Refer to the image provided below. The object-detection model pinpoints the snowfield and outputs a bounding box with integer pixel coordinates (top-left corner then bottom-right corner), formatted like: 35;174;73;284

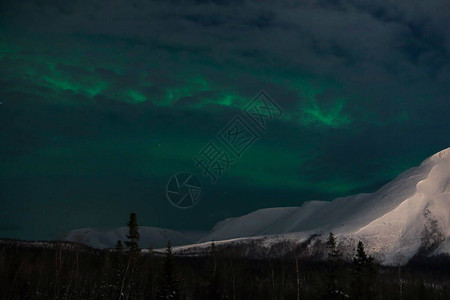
64;147;450;265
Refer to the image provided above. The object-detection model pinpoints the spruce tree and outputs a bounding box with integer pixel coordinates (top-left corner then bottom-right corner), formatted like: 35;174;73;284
125;213;140;251
352;241;375;299
120;214;141;299
156;241;180;300
326;232;341;260
353;241;373;270
115;240;123;250
326;232;342;298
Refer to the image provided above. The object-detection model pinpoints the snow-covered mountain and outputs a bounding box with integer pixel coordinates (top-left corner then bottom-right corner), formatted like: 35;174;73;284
62;227;203;249
63;147;450;265
192;147;450;265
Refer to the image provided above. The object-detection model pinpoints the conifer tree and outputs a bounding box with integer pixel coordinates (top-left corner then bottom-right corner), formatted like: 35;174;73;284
326;232;342;298
352;241;375;299
156;241;180;299
326;232;341;260
353;241;373;270
120;213;141;298
125;213;140;251
115;240;123;250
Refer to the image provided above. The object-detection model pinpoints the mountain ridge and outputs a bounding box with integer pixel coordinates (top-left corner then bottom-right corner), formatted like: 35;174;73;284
62;147;450;265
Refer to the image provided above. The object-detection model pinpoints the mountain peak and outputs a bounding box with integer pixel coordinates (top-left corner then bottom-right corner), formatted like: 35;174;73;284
421;147;450;166
63;147;450;265
195;147;450;265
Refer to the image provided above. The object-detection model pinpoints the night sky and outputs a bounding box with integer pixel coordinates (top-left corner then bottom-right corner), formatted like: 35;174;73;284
0;0;449;240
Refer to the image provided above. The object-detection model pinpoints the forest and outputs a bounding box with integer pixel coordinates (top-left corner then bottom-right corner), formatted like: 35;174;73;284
1;235;450;300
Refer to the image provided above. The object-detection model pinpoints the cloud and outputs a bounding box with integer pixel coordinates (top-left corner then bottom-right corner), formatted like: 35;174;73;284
1;0;447;129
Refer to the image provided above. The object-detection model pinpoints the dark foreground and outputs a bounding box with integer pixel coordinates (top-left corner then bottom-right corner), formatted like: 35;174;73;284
1;239;450;300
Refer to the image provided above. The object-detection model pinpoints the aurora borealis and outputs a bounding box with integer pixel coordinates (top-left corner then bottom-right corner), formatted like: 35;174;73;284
0;0;449;240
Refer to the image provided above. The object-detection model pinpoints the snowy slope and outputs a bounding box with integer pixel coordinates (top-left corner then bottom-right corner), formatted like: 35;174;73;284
196;147;450;265
62;227;202;249
63;148;450;265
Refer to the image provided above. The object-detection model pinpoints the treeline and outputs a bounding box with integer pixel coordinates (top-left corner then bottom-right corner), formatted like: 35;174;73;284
2;238;450;299
2;213;450;300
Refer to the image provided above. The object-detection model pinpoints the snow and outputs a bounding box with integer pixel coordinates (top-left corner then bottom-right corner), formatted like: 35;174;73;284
182;147;450;265
64;147;450;266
